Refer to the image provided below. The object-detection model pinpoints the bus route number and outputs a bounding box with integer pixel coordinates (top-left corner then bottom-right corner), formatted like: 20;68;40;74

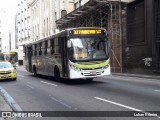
73;30;102;35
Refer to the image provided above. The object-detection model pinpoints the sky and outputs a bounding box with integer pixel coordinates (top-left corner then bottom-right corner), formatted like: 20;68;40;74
0;0;18;25
0;0;19;51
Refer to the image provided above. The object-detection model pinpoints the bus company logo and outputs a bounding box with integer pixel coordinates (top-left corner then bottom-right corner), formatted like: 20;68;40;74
2;112;12;118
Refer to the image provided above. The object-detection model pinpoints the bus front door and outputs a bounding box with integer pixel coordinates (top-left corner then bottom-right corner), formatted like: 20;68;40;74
27;47;32;72
61;37;68;77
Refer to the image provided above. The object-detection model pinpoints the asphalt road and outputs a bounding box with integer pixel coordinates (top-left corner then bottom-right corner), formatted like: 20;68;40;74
0;66;160;120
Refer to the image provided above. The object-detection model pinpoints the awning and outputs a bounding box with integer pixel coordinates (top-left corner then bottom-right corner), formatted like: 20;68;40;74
56;0;119;28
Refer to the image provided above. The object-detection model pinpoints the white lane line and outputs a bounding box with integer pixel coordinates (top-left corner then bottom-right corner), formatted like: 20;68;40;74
26;84;34;89
51;97;72;109
18;75;24;77
95;97;160;118
40;81;57;87
95;97;142;111
154;90;160;92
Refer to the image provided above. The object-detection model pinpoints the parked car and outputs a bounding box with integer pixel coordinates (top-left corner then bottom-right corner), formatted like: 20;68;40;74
0;62;17;80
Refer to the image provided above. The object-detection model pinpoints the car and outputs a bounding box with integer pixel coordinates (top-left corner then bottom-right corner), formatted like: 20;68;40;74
0;62;17;80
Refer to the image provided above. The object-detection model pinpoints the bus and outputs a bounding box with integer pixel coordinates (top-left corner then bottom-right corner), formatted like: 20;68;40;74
0;52;18;67
24;27;110;81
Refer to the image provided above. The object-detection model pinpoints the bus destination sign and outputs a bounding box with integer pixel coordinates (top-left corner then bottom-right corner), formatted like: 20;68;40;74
72;29;104;35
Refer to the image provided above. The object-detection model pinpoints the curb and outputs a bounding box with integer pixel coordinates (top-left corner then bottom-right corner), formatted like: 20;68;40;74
112;73;160;80
0;86;22;112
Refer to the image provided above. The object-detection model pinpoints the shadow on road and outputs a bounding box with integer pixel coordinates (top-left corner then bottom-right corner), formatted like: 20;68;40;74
29;74;105;85
0;79;16;83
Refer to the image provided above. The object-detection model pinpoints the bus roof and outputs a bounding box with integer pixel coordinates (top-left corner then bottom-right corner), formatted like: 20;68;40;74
25;27;107;46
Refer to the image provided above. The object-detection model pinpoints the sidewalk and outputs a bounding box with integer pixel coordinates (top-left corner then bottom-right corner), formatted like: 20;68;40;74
0;95;14;120
112;73;160;80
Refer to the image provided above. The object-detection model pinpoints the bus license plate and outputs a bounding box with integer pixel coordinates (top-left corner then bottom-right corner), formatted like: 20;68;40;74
3;75;9;78
90;71;96;76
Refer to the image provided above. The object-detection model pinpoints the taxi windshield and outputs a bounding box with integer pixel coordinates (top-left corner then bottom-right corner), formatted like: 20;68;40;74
68;37;108;62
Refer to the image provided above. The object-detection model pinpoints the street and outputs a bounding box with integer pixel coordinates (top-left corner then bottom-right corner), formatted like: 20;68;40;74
0;66;160;120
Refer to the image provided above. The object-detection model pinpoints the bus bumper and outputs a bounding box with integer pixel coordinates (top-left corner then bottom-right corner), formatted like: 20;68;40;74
69;66;111;79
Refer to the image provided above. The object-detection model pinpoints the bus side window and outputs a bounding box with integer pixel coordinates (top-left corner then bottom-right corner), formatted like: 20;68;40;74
26;48;28;59
23;46;26;57
58;38;61;53
32;45;35;56
55;38;60;54
24;47;26;57
45;41;48;55
30;47;33;56
39;43;42;56
47;40;51;55
35;44;37;56
41;42;45;55
51;39;54;54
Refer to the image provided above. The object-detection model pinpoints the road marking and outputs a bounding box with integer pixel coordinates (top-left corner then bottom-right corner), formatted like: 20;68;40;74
95;97;160;118
18;75;24;77
51;97;72;109
26;84;34;89
95;97;142;111
40;81;57;87
154;90;160;92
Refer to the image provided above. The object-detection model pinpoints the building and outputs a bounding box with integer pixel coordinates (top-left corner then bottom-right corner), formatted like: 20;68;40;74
28;0;75;40
16;0;31;65
56;0;160;76
0;8;10;52
28;0;55;41
55;0;74;21
21;0;160;76
122;0;160;75
17;0;31;45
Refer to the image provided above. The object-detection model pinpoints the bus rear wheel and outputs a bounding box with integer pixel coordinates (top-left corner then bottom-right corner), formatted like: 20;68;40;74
33;66;38;77
54;68;60;81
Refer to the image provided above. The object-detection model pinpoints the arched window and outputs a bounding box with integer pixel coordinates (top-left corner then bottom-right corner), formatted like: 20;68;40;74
61;10;67;17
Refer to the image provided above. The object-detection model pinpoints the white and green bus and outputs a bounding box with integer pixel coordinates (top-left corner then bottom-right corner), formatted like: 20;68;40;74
24;27;110;81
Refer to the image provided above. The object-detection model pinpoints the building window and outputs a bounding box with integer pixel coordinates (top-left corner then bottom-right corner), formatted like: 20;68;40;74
127;0;145;45
61;10;67;17
74;2;79;9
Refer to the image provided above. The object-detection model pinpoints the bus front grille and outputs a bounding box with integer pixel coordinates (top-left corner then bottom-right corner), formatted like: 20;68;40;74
82;71;102;76
0;72;11;74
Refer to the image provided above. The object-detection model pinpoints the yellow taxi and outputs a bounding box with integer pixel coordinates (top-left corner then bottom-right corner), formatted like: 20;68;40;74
0;62;17;80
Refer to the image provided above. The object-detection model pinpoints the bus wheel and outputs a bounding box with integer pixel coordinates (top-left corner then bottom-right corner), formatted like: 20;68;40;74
33;66;37;77
54;68;61;82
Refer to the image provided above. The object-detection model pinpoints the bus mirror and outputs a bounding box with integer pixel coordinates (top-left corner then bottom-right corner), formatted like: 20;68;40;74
67;40;71;48
13;65;17;69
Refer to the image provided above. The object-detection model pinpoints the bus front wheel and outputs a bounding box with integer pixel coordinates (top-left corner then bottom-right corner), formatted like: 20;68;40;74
54;68;60;81
33;66;37;77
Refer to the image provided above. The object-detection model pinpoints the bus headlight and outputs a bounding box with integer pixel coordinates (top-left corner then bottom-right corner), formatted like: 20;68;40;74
70;64;81;71
102;64;109;70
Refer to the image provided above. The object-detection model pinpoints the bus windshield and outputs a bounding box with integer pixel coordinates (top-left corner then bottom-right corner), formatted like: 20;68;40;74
69;37;108;61
0;52;18;65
